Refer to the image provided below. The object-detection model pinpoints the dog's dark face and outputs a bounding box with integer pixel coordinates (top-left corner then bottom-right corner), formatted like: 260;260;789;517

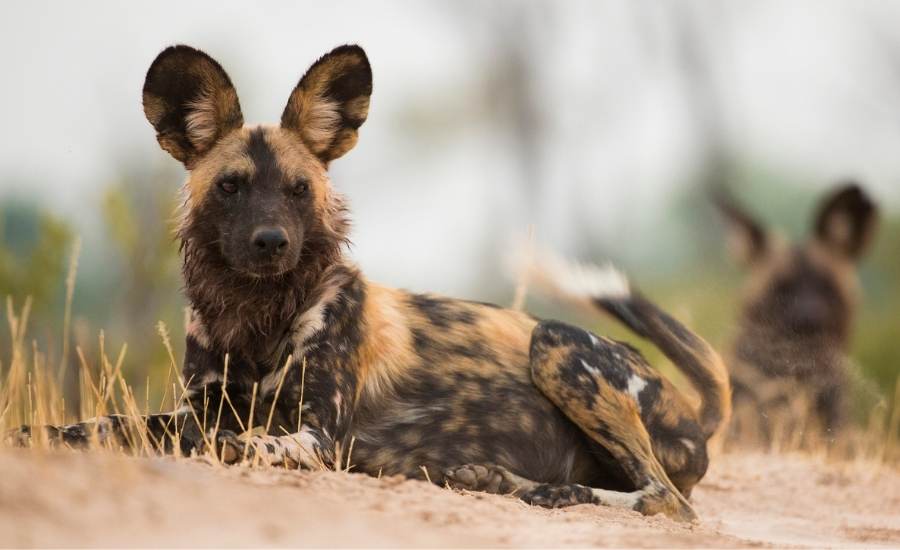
142;45;372;279
716;184;878;376
741;245;850;340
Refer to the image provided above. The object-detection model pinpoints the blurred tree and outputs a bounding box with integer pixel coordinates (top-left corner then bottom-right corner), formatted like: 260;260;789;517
0;198;72;315
100;171;184;383
854;215;900;402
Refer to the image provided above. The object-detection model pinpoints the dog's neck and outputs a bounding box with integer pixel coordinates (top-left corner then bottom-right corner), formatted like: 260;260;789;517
181;235;351;361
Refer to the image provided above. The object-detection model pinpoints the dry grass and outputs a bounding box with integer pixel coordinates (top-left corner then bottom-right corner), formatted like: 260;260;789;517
723;376;900;467
3;291;897;469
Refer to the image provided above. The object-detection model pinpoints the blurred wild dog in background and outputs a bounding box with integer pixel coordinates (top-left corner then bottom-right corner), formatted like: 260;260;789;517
714;184;879;446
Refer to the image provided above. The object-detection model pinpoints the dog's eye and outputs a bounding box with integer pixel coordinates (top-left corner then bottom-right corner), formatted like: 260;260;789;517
292;179;309;196
217;178;239;195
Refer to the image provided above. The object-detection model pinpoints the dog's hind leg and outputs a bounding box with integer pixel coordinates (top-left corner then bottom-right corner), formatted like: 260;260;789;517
526;320;697;522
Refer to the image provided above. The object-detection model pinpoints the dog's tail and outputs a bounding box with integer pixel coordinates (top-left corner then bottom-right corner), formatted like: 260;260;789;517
525;251;731;440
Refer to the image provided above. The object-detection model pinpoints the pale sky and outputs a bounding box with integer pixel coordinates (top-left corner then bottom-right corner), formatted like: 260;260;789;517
2;0;899;296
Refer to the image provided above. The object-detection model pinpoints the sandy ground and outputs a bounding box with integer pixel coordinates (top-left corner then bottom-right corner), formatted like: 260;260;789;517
0;449;898;548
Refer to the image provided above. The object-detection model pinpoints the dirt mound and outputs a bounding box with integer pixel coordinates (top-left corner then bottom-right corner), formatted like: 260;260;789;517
0;449;897;548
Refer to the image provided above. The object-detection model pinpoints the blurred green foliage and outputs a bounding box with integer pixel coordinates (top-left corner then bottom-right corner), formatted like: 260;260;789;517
854;216;900;397
0;199;72;316
0;169;183;406
97;174;184;396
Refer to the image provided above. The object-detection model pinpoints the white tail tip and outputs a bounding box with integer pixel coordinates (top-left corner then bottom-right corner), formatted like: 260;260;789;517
519;246;631;305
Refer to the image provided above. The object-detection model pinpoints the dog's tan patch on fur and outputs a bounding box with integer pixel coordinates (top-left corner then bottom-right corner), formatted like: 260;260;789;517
356;283;418;403
184;128;254;205
264;127;330;208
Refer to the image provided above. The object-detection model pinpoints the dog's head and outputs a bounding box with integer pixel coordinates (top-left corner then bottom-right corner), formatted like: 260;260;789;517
143;45;371;278
715;184;878;375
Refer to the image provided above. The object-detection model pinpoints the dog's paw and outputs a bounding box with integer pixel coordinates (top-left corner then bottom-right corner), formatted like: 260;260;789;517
443;464;524;494
634;488;698;523
520;483;597;508
212;430;252;464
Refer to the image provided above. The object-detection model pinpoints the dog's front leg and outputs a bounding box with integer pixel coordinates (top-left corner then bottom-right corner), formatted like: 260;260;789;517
242;353;357;469
5;410;203;454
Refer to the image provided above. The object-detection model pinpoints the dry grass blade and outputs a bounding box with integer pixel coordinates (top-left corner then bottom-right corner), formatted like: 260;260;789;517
297;357;307;433
211;354;230;465
343;435;356;473
75;347;105;417
102;343;128;403
222;383;246;434
2;297;33;428
511;225;534;311
57;237;80;383
886;378;900;460
264;355;293;434
420;465;433;484
158;321;210;452
241;382;259;462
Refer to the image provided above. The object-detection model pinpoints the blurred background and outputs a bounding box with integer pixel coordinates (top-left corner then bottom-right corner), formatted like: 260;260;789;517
0;1;897;420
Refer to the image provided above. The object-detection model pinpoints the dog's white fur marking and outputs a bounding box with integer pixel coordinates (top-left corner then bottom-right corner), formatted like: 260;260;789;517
581;360;647;411
259;270;350;398
258;368;283;398
291;270;349;353
591;481;668;510
590;486;643;508
184;308;211;348
197;370;223;387
580;359;602;378
626;374;648;404
333;391;343;424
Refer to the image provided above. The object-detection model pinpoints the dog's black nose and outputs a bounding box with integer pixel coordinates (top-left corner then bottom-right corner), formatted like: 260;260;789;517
251;227;289;257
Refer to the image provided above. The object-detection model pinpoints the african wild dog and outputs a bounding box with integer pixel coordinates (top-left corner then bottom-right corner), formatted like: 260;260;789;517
8;45;731;522
714;184;878;445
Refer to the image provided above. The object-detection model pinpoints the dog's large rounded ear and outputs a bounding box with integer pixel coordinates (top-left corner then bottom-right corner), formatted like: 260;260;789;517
143;45;244;168
712;188;769;266
813;182;878;260
281;45;372;165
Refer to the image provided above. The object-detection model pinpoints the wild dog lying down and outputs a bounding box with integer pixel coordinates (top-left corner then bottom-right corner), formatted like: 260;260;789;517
714;184;878;444
9;45;730;522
